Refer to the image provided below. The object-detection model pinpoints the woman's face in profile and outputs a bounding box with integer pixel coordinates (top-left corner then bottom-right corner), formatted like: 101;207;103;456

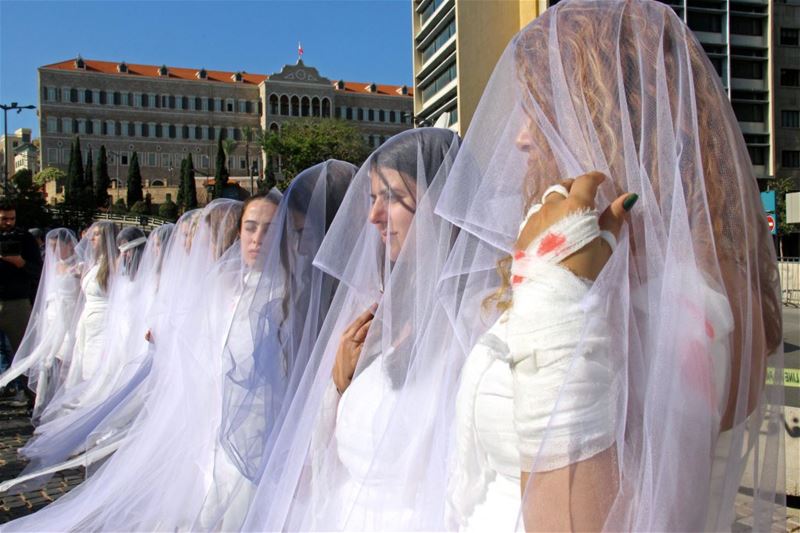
91;226;102;253
241;199;278;268
368;166;417;263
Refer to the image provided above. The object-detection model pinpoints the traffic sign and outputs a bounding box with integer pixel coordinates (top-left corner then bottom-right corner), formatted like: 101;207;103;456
766;213;776;234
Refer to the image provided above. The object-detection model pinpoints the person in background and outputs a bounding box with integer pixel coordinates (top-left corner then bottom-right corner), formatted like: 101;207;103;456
0;197;43;404
29;228;46;261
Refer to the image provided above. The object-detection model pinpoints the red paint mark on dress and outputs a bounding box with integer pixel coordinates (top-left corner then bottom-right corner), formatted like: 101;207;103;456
705;319;715;339
514;250;526;261
512;275;524;285
536;232;567;256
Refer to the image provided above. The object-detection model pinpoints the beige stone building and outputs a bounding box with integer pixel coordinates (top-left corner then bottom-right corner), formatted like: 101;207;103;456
38;57;413;204
1;128;33;181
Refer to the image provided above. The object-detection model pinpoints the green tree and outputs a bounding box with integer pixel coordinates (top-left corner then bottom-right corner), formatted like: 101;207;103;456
158;193;179;221
130;200;148;215
176;156;188;209
110;197;127;214
84;148;95;208
260;118;370;187
94;145;111;208
33;167;66;188
127;151;144;207
213;136;229;199
9;168;51;228
185;155;198;209
65;137;86;206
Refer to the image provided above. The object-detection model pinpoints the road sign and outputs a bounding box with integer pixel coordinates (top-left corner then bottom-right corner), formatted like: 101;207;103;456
766;213;776;234
761;191;776;213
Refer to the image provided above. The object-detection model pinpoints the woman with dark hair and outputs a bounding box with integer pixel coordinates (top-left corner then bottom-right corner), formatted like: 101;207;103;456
236;129;461;531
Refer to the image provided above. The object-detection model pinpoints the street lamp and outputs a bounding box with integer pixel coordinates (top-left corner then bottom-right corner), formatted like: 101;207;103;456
1;102;36;194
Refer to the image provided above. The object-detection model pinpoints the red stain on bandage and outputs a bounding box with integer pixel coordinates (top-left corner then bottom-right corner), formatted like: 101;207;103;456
514;250;526;261
536;232;567;256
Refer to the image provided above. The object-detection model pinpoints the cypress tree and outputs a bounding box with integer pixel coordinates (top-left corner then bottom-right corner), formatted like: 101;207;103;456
65;137;85;207
213;136;229;199
127;151;144;207
95;145;111;208
84;148;95;209
176;155;188;209
185;154;198;209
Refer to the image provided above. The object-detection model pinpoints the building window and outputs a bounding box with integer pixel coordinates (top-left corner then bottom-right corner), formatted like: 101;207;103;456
246;101;253;114
301;97;310;117
269;122;279;133
312;97;320;117
201;155;209;168
389;110;396;123
322;98;331;118
115;122;122;136
147;152;157;167
112;91;120;105
421;62;457;103
357;108;364;121
291;96;300;116
781;27;799;46
239;157;247;170
181;96;188;110
128;123;135;137
346;107;353;120
70;88;78;103
421;19;456;62
182;125;190;139
47;117;57;133
209;126;216;140
781;110;800;128
238;100;246;113
121;152;129;165
687;12;722;33
168;95;175;109
730;16;763;36
732;102;765;122
101;121;108;136
142;94;150;108
731;60;763;80
155;124;163;138
47;148;58;163
226;99;234;112
84;89;93;104
278;95;288;115
234;128;242;141
783;150;800;168
193;126;201;140
161;153;171;168
781;69;800;87
269;94;279;114
420;0;445;25
141;123;149;137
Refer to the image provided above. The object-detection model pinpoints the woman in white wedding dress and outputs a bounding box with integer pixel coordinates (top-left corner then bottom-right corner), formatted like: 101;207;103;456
59;221;118;395
239;128;461;531
201;162;354;530
436;0;785;530
0;229;80;422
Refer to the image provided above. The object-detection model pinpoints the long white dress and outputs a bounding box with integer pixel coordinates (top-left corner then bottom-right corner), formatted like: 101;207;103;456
62;264;109;390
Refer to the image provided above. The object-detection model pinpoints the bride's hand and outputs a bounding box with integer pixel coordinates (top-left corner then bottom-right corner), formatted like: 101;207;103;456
516;171;637;281
333;305;376;394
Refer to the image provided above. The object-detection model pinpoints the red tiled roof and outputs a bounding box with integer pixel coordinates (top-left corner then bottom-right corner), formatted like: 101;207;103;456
42;58;413;97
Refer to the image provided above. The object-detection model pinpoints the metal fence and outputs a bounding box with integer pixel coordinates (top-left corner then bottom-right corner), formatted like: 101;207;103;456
48;207;170;232
779;258;800;307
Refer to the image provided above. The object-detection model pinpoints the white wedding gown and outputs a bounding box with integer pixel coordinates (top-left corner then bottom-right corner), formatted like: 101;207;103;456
63;264;109;390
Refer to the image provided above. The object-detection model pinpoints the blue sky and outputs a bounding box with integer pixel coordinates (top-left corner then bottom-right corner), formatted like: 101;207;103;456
0;0;412;137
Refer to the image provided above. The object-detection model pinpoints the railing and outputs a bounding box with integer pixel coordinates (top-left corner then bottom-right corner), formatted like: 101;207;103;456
779;258;800;307
47;207;171;232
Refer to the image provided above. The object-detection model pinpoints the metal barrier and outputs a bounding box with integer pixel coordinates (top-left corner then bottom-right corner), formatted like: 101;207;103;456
48;207;170;232
779;258;800;307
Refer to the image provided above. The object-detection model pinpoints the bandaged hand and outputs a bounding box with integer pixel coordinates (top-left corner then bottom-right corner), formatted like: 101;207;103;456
517;171;636;281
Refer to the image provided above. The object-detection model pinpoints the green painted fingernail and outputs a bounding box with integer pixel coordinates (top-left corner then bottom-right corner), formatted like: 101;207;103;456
623;193;639;212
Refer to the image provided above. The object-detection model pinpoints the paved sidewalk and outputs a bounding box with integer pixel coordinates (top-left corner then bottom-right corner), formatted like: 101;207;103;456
0;399;84;524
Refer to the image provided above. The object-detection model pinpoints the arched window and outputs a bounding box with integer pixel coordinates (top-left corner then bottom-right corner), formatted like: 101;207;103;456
151;180;165;187
291;96;300;117
322;98;331;118
269;122;279;133
270;94;279;115
280;95;289;115
311;97;320;117
301;96;310;117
